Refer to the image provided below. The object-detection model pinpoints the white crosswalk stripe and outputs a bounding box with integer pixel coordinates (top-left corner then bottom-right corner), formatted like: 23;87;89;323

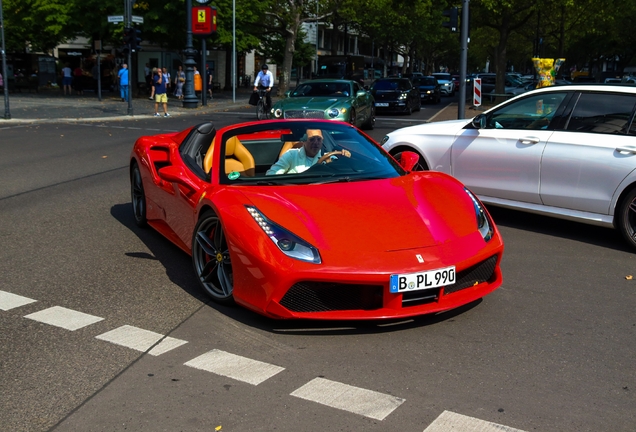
290;377;405;421
95;325;188;356
0;290;37;311
24;306;104;330
184;349;285;385
423;410;527;432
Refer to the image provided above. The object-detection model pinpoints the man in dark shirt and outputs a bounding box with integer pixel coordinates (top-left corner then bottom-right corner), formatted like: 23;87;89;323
153;69;170;117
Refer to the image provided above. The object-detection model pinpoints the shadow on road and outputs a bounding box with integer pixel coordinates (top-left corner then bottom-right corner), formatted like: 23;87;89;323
111;201;487;334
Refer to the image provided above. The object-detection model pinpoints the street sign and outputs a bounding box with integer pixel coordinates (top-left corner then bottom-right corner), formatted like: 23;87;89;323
108;15;124;23
132;15;144;24
192;6;217;35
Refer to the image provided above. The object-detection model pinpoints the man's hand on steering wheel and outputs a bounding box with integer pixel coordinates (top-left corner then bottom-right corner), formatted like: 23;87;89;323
318;149;351;165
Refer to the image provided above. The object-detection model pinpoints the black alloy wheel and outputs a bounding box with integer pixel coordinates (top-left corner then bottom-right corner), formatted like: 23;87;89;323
131;163;147;228
362;106;375;130
617;188;636;250
192;210;235;304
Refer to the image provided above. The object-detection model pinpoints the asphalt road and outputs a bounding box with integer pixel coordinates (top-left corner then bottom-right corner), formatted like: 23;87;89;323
1;102;635;432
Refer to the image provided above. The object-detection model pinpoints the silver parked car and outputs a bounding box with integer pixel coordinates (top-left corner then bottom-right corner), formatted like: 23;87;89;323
381;85;636;249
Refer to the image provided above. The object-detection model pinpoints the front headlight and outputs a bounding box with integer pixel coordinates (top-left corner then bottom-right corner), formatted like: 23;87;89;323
328;108;339;118
426;90;432;94
398;93;408;99
246;206;321;264
274;108;283;118
464;189;493;242
381;135;389;145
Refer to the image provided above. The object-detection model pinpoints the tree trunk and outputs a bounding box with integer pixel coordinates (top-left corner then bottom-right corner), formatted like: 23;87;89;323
279;29;297;95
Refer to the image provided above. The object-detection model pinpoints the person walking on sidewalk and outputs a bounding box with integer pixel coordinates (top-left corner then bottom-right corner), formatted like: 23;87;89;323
153;69;170;117
149;67;158;100
61;63;73;95
206;64;213;99
174;65;185;100
118;63;129;102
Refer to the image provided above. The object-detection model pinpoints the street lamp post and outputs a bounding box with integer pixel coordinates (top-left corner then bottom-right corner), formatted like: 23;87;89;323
0;0;11;120
183;0;199;108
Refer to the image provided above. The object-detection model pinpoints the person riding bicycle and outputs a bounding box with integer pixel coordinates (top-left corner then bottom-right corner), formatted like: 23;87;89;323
253;64;274;110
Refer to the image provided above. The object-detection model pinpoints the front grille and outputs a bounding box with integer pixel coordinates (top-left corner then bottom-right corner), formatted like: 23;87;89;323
284;110;325;119
443;255;498;295
280;282;383;312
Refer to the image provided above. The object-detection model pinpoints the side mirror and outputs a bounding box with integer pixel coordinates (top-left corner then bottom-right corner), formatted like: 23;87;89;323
398;151;420;172
356;90;367;97
158;166;197;190
472;114;486;129
284;90;292;98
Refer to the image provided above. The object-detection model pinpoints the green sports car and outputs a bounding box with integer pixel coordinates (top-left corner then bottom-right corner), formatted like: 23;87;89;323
270;79;376;129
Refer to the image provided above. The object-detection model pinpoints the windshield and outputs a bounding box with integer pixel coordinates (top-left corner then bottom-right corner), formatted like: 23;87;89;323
433;73;451;81
371;79;409;91
414;78;436;86
291;82;351;97
219;121;404;186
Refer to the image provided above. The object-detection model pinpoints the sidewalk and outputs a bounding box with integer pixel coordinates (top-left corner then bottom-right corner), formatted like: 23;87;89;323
0;86;259;124
0;87;493;124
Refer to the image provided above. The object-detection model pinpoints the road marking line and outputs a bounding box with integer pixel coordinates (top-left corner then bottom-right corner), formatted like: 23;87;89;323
290;377;405;421
184;349;285;385
0;290;37;311
95;325;188;356
423;410;527;432
24;306;104;331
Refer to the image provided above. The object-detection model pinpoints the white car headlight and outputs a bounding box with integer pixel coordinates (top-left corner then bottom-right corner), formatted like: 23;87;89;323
328;108;339;118
274;108;282;118
246;206;321;263
464;189;493;242
381;135;389;145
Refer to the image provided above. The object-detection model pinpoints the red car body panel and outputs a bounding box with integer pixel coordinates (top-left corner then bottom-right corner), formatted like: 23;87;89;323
130;119;504;320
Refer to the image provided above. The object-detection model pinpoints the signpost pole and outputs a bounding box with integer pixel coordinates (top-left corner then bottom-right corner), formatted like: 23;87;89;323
0;0;11;120
457;0;469;119
126;0;133;115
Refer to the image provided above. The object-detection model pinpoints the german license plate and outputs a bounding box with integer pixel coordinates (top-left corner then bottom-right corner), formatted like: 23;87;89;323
390;266;455;293
375;102;389;107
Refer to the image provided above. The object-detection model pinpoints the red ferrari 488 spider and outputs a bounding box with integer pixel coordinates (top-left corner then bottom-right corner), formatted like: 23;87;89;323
130;119;504;320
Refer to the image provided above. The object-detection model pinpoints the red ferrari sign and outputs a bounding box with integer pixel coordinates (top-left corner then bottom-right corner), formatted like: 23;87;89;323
192;6;217;35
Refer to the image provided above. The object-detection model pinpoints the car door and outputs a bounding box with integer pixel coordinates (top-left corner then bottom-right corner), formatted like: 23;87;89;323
352;81;370;123
540;91;636;214
450;91;569;204
155;128;214;248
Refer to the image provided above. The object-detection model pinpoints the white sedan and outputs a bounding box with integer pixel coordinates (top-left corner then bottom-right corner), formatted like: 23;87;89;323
382;85;636;250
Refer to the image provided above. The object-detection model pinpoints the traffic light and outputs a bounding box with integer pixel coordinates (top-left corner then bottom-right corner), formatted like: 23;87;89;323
123;27;133;46
442;7;459;32
131;29;142;52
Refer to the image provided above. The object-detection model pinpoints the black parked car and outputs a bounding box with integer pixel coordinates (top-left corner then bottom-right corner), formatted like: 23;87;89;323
370;78;421;114
413;76;441;104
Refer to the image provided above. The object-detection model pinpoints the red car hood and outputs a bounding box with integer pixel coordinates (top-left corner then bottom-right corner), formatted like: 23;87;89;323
237;173;479;261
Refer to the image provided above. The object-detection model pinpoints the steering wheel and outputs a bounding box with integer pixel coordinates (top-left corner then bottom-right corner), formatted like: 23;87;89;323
318;149;351;165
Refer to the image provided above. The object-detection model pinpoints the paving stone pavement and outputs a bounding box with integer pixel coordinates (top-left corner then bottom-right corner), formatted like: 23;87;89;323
0;86;259;123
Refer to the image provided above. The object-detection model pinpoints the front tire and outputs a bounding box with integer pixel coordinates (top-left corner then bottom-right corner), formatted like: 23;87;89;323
256;100;266;120
130;163;147;228
192;210;235;304
362;106;375;130
616;187;636;250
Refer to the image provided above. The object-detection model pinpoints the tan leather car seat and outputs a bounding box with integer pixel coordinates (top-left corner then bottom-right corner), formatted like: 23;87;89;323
279;141;303;158
224;136;255;177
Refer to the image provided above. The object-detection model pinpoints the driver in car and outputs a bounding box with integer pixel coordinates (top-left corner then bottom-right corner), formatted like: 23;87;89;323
266;129;351;175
